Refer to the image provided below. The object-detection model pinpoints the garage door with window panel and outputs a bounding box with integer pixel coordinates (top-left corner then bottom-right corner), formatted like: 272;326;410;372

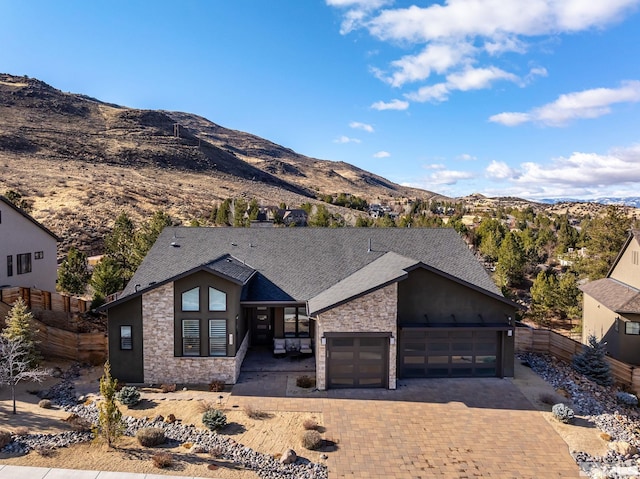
400;329;499;378
327;336;388;388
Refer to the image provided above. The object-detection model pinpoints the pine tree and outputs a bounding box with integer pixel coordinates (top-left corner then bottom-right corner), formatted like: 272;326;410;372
104;212;137;282
94;361;124;447
132;210;172;267
495;231;526;287
57;247;90;295
2;298;40;367
572;335;613;386
90;256;124;298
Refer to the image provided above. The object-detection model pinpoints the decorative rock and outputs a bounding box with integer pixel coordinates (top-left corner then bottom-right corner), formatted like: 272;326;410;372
191;444;207;453
152;415;164;423
164;414;176;424
280;448;297;464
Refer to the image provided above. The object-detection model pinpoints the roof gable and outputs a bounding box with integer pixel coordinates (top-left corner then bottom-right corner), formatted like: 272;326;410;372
580;278;640;314
0;196;59;241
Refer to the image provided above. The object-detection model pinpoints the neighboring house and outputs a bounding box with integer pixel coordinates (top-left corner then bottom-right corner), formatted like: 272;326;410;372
0;196;58;292
580;230;640;365
276;209;308;226
101;228;517;389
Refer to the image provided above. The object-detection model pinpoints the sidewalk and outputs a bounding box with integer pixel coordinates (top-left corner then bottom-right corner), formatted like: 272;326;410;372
0;464;215;479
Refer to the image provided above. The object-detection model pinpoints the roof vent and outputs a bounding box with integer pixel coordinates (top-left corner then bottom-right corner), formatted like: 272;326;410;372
134;284;141;292
367;238;372;253
170;241;180;248
231;242;237;246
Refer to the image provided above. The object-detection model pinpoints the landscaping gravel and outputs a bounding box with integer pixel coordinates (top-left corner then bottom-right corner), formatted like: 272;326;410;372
0;363;328;479
520;352;640;479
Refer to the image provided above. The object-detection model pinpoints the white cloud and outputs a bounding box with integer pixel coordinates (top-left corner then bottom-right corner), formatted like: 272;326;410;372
370;99;409;110
334;135;361;144
407;66;519;102
430;169;476;185
349;121;374;133
328;0;640;102
425;163;446;170
483;143;640;199
490;80;640;126
486;160;519;180
457;153;477;161
373;150;390;158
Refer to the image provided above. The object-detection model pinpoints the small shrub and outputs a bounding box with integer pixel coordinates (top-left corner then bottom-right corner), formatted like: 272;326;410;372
301;430;323;450
210;446;224;458
35;445;55;457
296;375;314;388
244;405;269;419
202;409;227;431
13;427;29;436
552;403;575;424
116;386;141;407
151;451;173;469
600;432;612;441
136;427;166;447
38;399;52;409
303;419;320;431
197;400;218;413
160;383;176;393
0;429;11;448
67;415;92;432
572;335;613;387
182;442;193;449
616;391;639;407
209;380;225;392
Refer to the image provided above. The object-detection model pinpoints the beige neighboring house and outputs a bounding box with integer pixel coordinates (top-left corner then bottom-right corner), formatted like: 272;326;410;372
580;230;640;365
0;196;58;292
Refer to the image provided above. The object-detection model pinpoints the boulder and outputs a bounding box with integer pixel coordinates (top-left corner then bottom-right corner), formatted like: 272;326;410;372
280;448;297;464
609;441;638;456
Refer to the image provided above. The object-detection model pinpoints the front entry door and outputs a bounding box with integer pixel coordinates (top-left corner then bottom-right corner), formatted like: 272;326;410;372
252;307;273;346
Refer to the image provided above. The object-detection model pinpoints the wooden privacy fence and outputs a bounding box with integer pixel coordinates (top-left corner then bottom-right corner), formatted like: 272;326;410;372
0;286;91;314
32;317;107;364
516;326;640;394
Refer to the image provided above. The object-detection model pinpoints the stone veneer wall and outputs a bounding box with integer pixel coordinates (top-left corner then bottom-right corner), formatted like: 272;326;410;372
142;283;246;385
314;283;398;390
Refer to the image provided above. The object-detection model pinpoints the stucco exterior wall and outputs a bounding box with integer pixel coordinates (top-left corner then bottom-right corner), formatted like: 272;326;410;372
609;239;640;289
142;283;245;385
0;202;57;291
314;283;397;390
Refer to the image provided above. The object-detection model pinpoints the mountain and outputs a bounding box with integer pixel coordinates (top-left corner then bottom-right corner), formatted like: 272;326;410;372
540;197;640;208
0;73;444;253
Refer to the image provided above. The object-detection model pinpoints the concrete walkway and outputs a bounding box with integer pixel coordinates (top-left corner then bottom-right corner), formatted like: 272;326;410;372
0;464;216;479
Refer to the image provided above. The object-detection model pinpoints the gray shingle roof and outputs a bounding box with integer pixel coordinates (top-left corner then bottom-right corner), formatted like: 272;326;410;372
112;227;502;306
580;278;640;314
308;252;418;315
204;254;256;284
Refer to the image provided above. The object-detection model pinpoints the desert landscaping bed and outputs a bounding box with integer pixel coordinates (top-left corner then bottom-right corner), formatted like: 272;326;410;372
0;364;328;478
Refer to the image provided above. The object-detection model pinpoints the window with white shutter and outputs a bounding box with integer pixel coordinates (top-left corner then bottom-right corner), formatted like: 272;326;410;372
182;319;200;356
209;319;226;356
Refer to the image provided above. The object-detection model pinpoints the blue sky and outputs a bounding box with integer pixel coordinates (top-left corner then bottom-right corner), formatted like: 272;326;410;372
2;1;640;200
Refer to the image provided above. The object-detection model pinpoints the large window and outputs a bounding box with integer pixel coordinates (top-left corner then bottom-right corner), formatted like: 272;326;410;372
181;287;200;311
209;287;226;311
284;306;309;337
209;319;227;356
120;325;132;350
17;253;31;275
6;255;12;277
182;319;200;355
626;321;640;335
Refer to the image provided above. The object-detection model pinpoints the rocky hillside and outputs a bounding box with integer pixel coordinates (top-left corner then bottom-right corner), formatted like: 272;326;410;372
0;73;444;253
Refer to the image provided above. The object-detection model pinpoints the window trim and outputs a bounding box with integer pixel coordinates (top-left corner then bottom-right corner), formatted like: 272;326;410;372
120;325;133;350
181;287;200;312
182;319;201;356
625;321;640;335
208;287;227;312
17;252;31;275
34;251;44;260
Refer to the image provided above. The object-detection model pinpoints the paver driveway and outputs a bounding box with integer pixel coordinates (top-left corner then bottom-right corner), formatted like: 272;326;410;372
231;366;582;479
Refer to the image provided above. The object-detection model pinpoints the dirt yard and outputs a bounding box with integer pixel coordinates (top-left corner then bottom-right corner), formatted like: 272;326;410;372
0;360;611;477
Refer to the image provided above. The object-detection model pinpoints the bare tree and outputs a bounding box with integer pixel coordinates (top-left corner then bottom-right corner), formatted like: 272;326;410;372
0;336;50;414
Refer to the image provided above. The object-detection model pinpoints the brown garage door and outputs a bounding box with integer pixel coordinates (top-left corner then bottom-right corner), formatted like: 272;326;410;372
327;336;388;388
400;329;499;378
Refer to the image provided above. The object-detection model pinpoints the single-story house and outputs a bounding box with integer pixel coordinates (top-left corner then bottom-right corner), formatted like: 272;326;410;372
580;229;640;365
101;228;517;389
0;195;58;292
